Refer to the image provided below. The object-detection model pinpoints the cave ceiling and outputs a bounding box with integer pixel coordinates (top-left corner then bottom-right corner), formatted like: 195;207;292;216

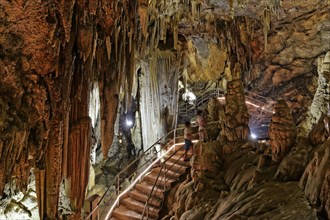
150;0;330;122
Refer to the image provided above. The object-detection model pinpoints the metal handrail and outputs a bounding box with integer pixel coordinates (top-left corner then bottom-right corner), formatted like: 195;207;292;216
141;120;221;219
85;126;185;219
142;144;187;219
178;88;274;116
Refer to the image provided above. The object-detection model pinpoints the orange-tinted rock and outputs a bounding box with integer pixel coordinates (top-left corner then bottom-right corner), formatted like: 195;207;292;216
300;140;330;219
268;100;297;162
223;77;250;142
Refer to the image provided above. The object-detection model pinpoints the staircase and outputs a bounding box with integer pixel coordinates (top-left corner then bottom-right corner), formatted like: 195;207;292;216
110;148;191;220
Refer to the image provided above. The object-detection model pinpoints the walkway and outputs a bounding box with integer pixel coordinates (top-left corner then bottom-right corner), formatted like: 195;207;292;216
111;149;190;219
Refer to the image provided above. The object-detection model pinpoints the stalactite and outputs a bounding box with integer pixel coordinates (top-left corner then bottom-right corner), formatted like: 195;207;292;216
45;120;63;219
173;21;179;50
129;29;133;53
115;25;121;61
160;16;166;42
138;0;149;37
151;21;157;50
99;44;120;158
228;0;234;19
263;8;271;51
106;36;112;61
35;169;45;220
191;0;197;18
67;118;91;214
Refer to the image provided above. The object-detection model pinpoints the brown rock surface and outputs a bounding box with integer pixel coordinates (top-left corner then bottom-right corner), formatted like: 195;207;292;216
0;0;330;219
300;139;330;219
268;100;297;162
224;77;250;142
206;182;317;220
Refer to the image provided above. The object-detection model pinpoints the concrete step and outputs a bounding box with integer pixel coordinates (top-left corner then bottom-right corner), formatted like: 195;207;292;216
112;205;156;220
163;160;188;173
151;166;181;180
164;153;189;166
135;181;164;199
144;172;175;188
122;197;159;218
129;189;162;207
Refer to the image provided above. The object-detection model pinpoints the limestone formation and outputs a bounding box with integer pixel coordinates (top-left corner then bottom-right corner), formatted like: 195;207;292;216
0;0;330;219
300;140;330;219
268;100;297;162
309;114;329;147
191;141;224;180
223;76;250;142
206;97;222;140
299;51;330;135
275;138;312;181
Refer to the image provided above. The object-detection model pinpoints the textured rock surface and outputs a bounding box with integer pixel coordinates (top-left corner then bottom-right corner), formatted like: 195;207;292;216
300;139;330;218
0;0;330;219
0;170;38;219
268;100;297;162
224;77;250;142
206;182;317;220
299;51;330;135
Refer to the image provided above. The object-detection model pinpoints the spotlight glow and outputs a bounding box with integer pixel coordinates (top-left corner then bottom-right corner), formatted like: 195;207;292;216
251;133;257;139
126;119;133;127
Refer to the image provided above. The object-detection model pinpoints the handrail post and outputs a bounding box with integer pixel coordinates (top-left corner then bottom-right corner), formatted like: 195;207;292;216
117;175;120;197
163;166;166;191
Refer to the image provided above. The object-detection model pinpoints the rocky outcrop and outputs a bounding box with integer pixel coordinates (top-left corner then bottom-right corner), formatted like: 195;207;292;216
0;0;139;218
223;74;250;142
206;98;222;140
299;51;330;135
268;100;297;163
309;114;330;147
275;138;312;181
206;182;317;220
300;139;330;218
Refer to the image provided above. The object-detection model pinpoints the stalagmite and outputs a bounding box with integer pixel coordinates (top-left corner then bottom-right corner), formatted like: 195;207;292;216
263;8;271;51
299;51;330;135
269;100;297;163
223;64;250;143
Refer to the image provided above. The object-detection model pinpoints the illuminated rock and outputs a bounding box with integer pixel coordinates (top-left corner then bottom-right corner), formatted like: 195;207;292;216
269;100;297;162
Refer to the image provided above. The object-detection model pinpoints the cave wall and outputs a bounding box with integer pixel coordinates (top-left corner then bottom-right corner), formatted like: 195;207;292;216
139;50;181;149
0;0;139;218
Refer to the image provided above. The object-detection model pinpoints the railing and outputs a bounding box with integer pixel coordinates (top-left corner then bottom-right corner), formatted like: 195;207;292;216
178;88;274;116
178;88;225;115
178;88;275;137
141;146;190;219
141;120;221;219
85;126;188;220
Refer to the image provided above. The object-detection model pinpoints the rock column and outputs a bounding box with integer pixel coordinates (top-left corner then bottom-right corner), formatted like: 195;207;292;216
269;100;297;162
223;65;250;142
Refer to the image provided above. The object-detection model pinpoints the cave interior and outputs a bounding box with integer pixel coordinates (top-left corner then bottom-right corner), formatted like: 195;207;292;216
0;0;330;219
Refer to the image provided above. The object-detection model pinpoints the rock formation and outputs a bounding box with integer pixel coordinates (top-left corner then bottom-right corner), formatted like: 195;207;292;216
0;0;330;219
223;67;250;142
299;51;330;135
300;139;330;218
268;100;297;163
164;102;330;220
